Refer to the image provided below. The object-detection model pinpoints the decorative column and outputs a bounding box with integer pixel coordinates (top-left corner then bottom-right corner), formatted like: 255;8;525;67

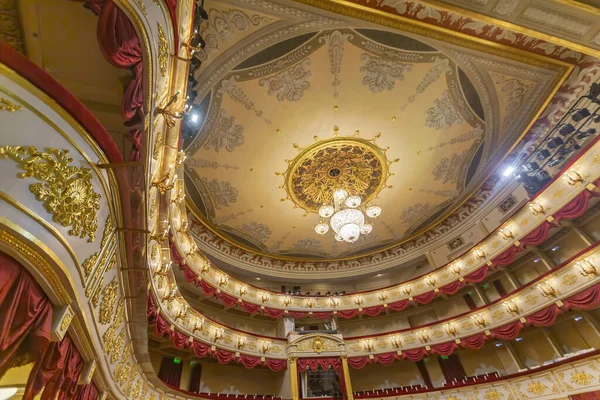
473;286;488;305
541;328;564;357
290;356;299;400
532;250;554;271
341;355;354;400
570;225;594;246
502;270;520;291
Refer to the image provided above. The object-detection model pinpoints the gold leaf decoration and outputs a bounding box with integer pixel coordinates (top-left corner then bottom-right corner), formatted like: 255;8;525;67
483;389;502;400
82;252;99;278
153;132;163;160
527;381;547;395
132;379;141;399
562;274;577;286
0;97;23;112
0;146;101;242
101;216;113;249
571;370;594;386
99;278;119;325
91;276;103;308
157;24;168;77
525;294;538;305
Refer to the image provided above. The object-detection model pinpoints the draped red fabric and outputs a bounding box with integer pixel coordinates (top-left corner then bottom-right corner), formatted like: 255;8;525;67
215;349;235;364
216;292;238;307
430;341;458;356
438;354;466;383
38;336;84;400
402;348;428;362
491;320;523;340
564;284;600;310
526;304;562;327
337;309;361;319
297;357;341;371
158;358;183;388
570;391;600;400
238;354;261;369
125;129;142;161
263;358;287;371
169;238;185;265
163;0;178;49
554;190;594;224
439;280;465;295
192;340;211;358
347;356;371;369
289;311;308;319
147;292;157;320
464;265;490;283
363;306;385;317
241;301;261;314
196;279;217;296
74;382;99;400
172;330;189;349
263;307;285;318
416;360;433;389
0;42;122;163
312;311;333;320
388;300;409;312
460;333;487;349
155;314;173;338
189;364;202;393
520;221;553;247
182;264;198;283
413;291;436;305
492;245;520;266
0;252;53;400
373;352;400;365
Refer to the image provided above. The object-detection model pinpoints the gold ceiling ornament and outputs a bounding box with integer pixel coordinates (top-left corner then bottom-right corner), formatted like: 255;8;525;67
0;97;23;112
313;336;325;353
0;146;101;242
157;23;168;78
570;370;594;386
277;126;397;213
527;381;548;395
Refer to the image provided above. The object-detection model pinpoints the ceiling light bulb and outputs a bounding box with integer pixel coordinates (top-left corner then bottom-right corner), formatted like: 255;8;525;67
314;223;329;235
503;166;515;177
345;195;362;208
334;234;343;242
0;388;18;400
361;223;372;235
333;188;349;203
318;204;335;218
366;205;381;218
339;223;361;243
191;113;199;123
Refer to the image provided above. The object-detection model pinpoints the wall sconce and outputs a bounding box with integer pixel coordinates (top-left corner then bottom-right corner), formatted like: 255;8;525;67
503;300;519;315
444;322;457;336
239;285;248;296
172;189;186;205
329;297;340;308
306;298;316;308
218;274;229;287
200;261;210;274
154;260;171;289
401;285;412;297
498;227;514;240
425;277;437;287
378;291;388;302
390;335;401;348
162;283;178;302
362;339;374;352
417;330;429;344
177;220;189;234
150;222;170;243
260;292;271;303
450;263;461;275
529;201;545;216
175;151;187;169
155;91;191;128
537;281;556;298
237;335;247;350
354;296;364;306
564;169;583;186
186;242;198;259
152;165;177;194
282;296;292;307
193;317;205;334
260;340;272;354
213;327;224;342
174;303;188;322
577;258;597;277
474;248;486;260
471;313;487;328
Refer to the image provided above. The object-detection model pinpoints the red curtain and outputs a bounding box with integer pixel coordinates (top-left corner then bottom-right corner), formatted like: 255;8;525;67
215;349;235;364
402;348;428;362
492;246;520;266
554;190;595;224
263;358;287;372
74;382;99;400
564;284;600;310
298;357;341;371
526;305;562;327
155;314;172;338
373;352;400;365
520;221;553;247
158;357;183;388
491;320;523;340
238;354;261;369
337;309;361;319
38;336;84;400
172;330;189;349
413;291;436;305
460;333;487;349
188;363;202;393
0;252;53;399
464;265;489;283
363;306;385;317
191;340;211;358
571;391;600;400
438;354;466;383
439;280;465;295
431;342;458;356
388;300;409;312
347;356;370;369
463;293;477;310
416;360;433;389
263;307;285;318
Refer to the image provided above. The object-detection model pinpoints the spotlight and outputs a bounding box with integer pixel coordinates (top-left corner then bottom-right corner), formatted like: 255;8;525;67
547;138;564;149
590;82;600;99
577;128;597;140
559;124;575;136
572;108;591;122
190;32;206;50
575;316;583;322
191;113;199;123
502;166;515;177
522;162;539;173
536;149;551;160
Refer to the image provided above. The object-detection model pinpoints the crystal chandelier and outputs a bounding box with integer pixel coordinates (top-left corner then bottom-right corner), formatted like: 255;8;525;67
314;188;381;243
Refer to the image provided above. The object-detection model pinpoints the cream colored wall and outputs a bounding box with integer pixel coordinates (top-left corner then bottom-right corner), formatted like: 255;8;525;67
512;330;558;367
187;301;279;337
423;357;445;387
200;363;286;395
549;316;600;353
546;232;588;265
511;257;549;286
349;360;424;391
0;363;42;399
458;346;507;377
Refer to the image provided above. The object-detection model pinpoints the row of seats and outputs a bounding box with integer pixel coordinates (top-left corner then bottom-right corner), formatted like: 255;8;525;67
195;393;282;400
442;372;500;387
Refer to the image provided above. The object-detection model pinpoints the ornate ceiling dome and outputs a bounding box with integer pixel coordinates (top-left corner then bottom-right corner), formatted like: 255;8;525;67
180;2;567;279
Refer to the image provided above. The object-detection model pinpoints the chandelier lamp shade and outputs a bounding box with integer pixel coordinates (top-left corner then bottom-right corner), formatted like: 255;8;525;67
314;188;381;243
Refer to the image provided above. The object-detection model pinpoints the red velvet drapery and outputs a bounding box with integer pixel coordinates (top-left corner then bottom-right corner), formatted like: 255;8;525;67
571;391;600;400
189;363;202;393
159;357;183;388
38;336;85;400
438;354;466;383
74;382;99;400
0;252;53;399
297;357;342;371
